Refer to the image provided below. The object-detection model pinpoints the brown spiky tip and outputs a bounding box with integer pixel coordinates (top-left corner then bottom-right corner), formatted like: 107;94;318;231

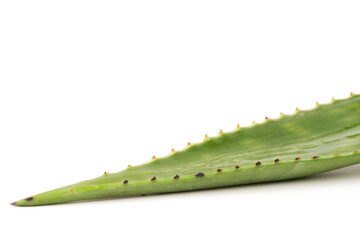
195;172;205;177
216;168;222;173
333;153;340;157
296;107;299;111
294;157;301;161
104;172;107;175
353;150;359;154
265;116;269;120
235;165;240;169
187;142;191;146
152;156;156;160
274;158;280;163
350;92;354;97
312;156;319;159
151;177;157;181
171;148;175;153
10;202;16;206
173;175;180;179
255;161;261;166
219;129;223;135
127;165;131;168
123;180;128;184
236;123;240;129
203;134;208;141
25;197;34;201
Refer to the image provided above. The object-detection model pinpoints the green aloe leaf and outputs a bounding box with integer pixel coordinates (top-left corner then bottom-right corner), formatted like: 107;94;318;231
12;94;360;206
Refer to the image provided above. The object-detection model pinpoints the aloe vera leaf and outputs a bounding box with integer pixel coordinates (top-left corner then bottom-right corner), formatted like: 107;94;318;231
12;94;360;206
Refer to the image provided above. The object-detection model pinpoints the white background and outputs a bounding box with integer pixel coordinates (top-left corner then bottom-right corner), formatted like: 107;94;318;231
1;1;360;239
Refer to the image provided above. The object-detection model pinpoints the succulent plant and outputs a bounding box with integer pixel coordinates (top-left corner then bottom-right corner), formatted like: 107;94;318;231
12;93;360;206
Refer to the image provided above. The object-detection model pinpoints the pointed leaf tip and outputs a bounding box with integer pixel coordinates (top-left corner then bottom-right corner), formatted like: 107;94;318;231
236;123;240;129
219;129;223;135
10;202;16;206
171;148;175;153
